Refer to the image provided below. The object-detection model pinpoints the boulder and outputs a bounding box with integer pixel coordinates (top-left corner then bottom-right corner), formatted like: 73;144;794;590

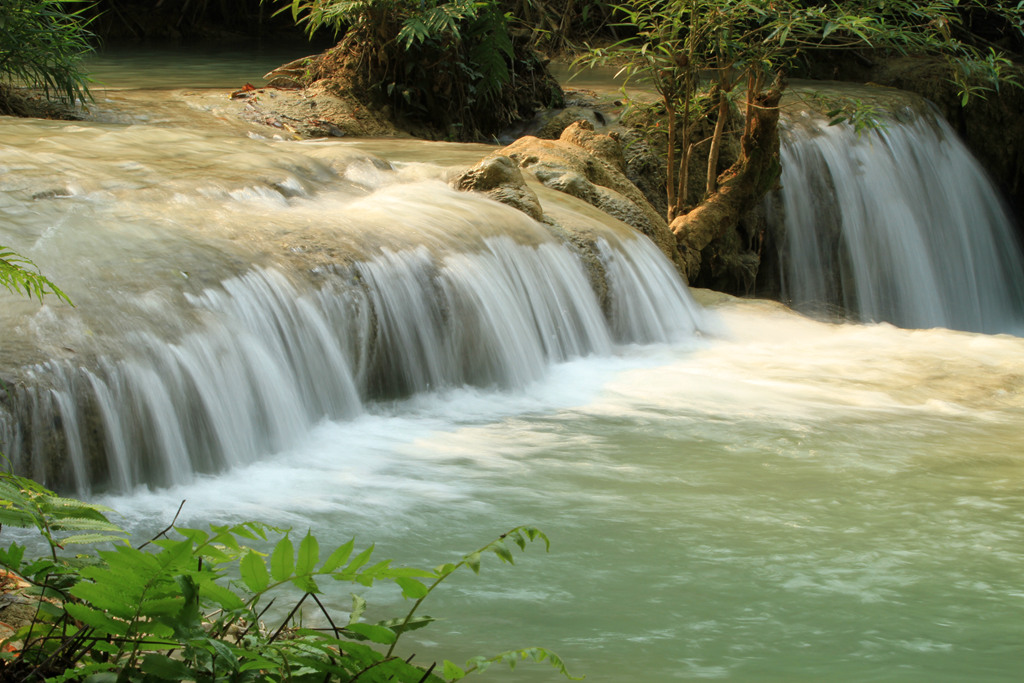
449;155;543;222
497;121;687;278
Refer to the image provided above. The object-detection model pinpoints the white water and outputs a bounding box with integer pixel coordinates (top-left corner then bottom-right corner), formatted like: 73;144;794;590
0;113;703;492
3;63;1024;681
97;300;1024;682
774;109;1024;333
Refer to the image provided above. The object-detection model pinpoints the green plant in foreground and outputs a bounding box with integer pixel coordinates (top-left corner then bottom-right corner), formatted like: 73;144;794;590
0;0;95;108
0;470;578;682
0;246;71;305
0;469;125;562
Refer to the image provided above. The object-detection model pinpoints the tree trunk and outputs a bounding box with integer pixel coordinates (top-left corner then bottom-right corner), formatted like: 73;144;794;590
665;97;679;221
669;75;784;281
705;85;728;197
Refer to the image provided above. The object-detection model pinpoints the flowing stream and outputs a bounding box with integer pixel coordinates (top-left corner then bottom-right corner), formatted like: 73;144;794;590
2;54;1024;681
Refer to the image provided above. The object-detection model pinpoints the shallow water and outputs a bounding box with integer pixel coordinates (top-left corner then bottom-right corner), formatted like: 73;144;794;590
94;298;1024;682
4;50;1024;682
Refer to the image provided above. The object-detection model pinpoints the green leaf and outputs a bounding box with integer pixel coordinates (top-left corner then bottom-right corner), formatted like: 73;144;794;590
434;562;458;577
141;654;193;680
465;552;482;574
270;534;294;581
176;527;209;546
295;529;319;577
345;544;374;573
319;538;354;573
240;550;270;593
467;646;582;680
138;596;184;618
344;622;397;644
0;246;73;305
290;574;320;593
0;509;36;527
58;532;124;546
0;543;26;569
72;581;140;618
65;602;129;635
200;581;245;611
155;538;195;570
349;593;366;625
376;614;436;636
395;576;430;599
443;659;466;680
493;544;515;565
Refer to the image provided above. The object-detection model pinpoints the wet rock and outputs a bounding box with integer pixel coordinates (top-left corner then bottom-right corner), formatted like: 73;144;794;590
618;128;669;219
497;121;687;278
450;155;543;222
532;107;606;139
228;82;404;139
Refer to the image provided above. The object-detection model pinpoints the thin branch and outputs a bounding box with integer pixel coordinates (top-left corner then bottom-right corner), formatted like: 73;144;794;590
269;592;309;644
136;499;186;550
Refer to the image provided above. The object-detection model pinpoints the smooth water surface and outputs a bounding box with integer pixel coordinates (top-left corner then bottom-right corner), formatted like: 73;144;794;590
84;43;327;90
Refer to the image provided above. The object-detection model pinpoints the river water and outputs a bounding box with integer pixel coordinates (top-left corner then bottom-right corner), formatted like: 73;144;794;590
2;51;1024;681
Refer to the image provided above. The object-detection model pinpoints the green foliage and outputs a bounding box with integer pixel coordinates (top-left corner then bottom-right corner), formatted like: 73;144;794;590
804;92;892;136
0;470;125;560
0;246;72;305
504;0;615;53
272;0;560;138
0;0;95;107
0;473;576;682
576;0;1024;219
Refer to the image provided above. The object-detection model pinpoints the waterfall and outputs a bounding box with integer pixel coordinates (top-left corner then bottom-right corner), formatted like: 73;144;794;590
772;108;1024;333
1;229;705;494
0;114;713;494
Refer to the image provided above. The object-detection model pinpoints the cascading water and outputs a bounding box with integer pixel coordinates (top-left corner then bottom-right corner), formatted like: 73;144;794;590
772;106;1024;333
0;116;705;494
4;63;1024;682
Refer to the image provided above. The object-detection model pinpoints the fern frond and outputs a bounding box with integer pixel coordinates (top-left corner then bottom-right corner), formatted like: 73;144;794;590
0;246;72;305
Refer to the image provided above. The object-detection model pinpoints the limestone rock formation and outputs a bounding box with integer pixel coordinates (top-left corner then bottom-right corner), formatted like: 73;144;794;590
449;155;543;222
496;121;687;277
